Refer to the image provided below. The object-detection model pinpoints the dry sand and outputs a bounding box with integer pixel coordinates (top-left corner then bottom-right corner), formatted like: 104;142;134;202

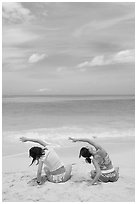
2;137;135;202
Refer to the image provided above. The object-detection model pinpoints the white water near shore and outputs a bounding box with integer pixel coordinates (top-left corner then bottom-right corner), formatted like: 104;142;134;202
2;95;135;156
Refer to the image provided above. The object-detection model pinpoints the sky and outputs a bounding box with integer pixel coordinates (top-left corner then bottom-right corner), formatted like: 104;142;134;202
2;2;135;95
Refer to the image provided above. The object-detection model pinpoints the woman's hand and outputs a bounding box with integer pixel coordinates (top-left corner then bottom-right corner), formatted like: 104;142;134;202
68;137;77;142
90;181;100;185
37;180;42;185
20;137;28;142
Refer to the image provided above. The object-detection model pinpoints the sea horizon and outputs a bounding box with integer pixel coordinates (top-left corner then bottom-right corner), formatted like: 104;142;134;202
2;94;135;97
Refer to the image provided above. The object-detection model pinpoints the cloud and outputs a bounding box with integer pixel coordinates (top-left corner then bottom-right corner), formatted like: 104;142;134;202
2;27;39;70
37;88;51;92
73;13;134;38
77;61;89;68
56;67;67;72
77;49;135;68
113;50;135;63
2;2;34;23
28;53;47;63
3;27;38;46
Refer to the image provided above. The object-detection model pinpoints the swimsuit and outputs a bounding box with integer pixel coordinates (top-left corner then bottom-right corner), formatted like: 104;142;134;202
96;153;119;182
99;154;112;170
49;172;66;183
99;168;118;182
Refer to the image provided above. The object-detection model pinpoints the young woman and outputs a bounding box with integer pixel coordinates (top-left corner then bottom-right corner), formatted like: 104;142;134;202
20;137;72;184
69;137;119;185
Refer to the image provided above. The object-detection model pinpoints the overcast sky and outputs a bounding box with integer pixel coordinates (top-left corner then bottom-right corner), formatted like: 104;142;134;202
2;2;135;95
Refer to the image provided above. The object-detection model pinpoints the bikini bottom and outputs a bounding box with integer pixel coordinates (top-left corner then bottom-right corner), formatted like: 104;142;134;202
49;172;66;183
99;168;119;182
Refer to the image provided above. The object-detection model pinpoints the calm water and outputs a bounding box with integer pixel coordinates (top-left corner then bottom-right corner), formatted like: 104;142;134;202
2;95;135;155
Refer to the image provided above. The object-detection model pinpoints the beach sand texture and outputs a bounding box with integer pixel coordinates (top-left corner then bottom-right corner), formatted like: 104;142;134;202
2;137;135;202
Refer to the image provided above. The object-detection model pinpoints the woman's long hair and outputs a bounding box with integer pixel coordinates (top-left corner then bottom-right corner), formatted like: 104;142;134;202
29;146;45;166
79;147;92;164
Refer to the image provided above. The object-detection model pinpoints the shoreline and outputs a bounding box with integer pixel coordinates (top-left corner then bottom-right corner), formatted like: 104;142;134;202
2;135;135;157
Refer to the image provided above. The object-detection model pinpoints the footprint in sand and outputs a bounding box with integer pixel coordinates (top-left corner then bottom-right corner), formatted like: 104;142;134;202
9;184;14;188
21;175;30;179
11;179;16;182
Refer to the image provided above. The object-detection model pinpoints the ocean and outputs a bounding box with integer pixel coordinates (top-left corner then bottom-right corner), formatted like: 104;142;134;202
2;95;135;156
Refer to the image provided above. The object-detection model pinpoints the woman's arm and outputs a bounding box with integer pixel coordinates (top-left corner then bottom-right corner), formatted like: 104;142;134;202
90;159;101;185
68;137;102;150
37;160;43;184
20;137;48;147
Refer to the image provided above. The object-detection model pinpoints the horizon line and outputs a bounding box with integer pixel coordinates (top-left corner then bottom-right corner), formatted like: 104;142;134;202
2;94;135;97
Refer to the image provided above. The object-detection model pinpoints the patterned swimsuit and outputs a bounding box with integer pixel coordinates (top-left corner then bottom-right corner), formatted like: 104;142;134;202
96;152;119;182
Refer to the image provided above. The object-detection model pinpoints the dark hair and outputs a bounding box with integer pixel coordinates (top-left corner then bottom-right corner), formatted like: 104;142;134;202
85;157;91;164
79;147;92;164
29;146;44;166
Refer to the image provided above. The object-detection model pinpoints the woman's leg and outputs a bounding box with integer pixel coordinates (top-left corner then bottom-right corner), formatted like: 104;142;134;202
43;166;51;177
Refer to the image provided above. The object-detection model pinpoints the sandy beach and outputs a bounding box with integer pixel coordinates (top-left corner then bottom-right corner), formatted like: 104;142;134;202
2;137;135;202
2;1;135;202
